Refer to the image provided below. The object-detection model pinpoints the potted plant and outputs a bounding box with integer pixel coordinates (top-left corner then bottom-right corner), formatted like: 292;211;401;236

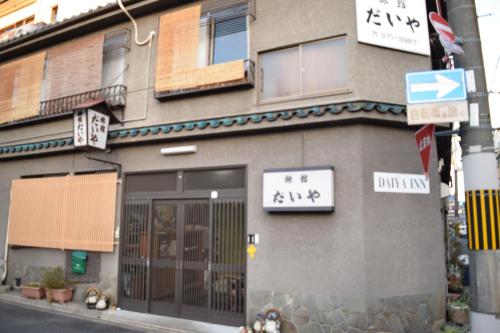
21;282;46;300
447;293;470;325
447;263;463;294
441;324;468;333
41;267;73;304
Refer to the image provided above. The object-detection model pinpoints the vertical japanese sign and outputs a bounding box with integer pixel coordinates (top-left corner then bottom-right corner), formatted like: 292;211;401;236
356;0;430;55
263;166;335;212
73;110;88;148
73;109;110;150
415;124;435;178
88;109;110;150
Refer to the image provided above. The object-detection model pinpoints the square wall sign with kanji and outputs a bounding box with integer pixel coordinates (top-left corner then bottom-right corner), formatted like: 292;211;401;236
263;166;334;212
355;0;430;55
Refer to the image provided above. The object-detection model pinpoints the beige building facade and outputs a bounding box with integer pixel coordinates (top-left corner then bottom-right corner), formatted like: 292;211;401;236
0;1;448;332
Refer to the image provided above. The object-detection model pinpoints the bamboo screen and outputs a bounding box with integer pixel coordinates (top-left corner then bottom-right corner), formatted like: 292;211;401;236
0;52;46;124
0;0;36;18
155;4;245;94
8;173;118;252
45;33;105;100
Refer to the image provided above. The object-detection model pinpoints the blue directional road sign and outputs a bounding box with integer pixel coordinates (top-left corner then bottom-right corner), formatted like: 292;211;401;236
406;69;466;104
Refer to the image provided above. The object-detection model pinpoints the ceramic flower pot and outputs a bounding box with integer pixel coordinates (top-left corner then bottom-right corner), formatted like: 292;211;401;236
449;304;469;325
46;287;73;304
21;286;46;299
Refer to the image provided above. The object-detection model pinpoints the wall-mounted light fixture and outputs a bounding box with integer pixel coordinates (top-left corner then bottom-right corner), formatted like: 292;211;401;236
160;145;197;155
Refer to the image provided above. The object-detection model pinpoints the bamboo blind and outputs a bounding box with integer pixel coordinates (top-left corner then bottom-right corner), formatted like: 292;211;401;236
155;4;245;93
8;173;118;252
45;33;105;100
0;52;46;124
0;0;36;18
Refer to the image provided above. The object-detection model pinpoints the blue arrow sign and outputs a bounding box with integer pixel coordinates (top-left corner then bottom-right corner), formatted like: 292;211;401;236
406;69;466;104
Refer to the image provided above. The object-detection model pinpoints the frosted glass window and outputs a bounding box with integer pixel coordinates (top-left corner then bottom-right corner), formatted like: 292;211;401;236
302;38;348;94
260;37;348;100
260;46;300;100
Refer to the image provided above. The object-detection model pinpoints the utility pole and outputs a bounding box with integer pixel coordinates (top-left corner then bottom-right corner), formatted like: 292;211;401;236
447;0;500;331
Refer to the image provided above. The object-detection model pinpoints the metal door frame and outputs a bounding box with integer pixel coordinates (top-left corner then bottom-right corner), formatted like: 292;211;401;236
118;167;247;326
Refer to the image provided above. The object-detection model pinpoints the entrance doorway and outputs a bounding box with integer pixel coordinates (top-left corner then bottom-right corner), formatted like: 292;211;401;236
119;168;246;326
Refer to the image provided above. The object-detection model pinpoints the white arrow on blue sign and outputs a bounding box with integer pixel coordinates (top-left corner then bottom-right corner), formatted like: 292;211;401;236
406;69;467;104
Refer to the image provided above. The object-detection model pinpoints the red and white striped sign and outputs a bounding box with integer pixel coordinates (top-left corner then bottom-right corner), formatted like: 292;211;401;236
429;12;456;44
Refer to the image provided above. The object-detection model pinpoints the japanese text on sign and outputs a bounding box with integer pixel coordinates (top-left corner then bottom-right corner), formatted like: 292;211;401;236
263;167;334;212
356;0;430;55
73;109;110;150
73;110;88;148
88;110;110;150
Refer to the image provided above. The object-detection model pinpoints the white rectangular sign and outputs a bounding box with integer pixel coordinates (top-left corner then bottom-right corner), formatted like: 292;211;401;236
73;110;88;148
356;0;430;55
407;100;469;125
263;166;334;212
374;172;429;194
88;109;110;150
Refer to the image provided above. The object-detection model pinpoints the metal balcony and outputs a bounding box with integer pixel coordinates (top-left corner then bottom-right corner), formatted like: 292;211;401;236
40;84;127;117
0;85;127;129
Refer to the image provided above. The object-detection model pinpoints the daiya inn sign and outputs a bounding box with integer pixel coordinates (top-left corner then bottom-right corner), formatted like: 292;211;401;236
263;166;334;212
374;172;430;194
72;99;119;150
355;0;430;55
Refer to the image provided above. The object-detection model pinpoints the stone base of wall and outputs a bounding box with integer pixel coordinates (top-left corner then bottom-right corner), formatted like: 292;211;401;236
7;263;118;305
247;290;446;333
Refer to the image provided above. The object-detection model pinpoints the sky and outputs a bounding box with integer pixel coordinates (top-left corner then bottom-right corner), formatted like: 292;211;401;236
476;0;500;128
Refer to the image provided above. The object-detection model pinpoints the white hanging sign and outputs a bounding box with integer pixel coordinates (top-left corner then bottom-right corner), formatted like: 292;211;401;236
73;109;110;150
73;110;88;148
263;166;334;212
356;0;430;55
88;109;110;150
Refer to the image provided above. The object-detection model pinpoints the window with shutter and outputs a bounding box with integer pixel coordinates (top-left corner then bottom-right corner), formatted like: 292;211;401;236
102;29;130;87
155;0;254;97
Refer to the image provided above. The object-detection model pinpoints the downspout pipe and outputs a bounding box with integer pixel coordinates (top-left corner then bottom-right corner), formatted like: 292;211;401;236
117;0;155;46
117;0;155;124
1;200;11;284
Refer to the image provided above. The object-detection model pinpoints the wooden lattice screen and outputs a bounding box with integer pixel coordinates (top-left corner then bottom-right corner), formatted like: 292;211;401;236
0;52;46;124
155;4;246;94
8;173;118;252
44;33;105;100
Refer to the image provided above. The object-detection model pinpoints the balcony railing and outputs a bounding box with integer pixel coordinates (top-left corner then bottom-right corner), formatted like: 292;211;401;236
40;85;127;117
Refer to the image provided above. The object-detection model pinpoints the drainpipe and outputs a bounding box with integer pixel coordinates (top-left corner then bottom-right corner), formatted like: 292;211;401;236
1;199;11;284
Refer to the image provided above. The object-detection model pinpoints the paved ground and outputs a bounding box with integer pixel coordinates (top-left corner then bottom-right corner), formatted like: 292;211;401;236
0;301;143;333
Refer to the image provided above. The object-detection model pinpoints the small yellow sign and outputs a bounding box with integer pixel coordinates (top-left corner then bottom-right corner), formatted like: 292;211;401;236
247;244;257;259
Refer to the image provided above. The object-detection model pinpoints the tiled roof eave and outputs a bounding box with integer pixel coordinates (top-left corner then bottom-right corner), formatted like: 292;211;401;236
0;101;406;158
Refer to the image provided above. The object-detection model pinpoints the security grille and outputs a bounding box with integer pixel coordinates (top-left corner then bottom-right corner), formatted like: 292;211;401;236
119;170;246;326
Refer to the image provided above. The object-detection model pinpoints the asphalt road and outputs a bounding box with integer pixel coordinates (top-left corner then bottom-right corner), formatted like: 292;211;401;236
0;301;144;333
